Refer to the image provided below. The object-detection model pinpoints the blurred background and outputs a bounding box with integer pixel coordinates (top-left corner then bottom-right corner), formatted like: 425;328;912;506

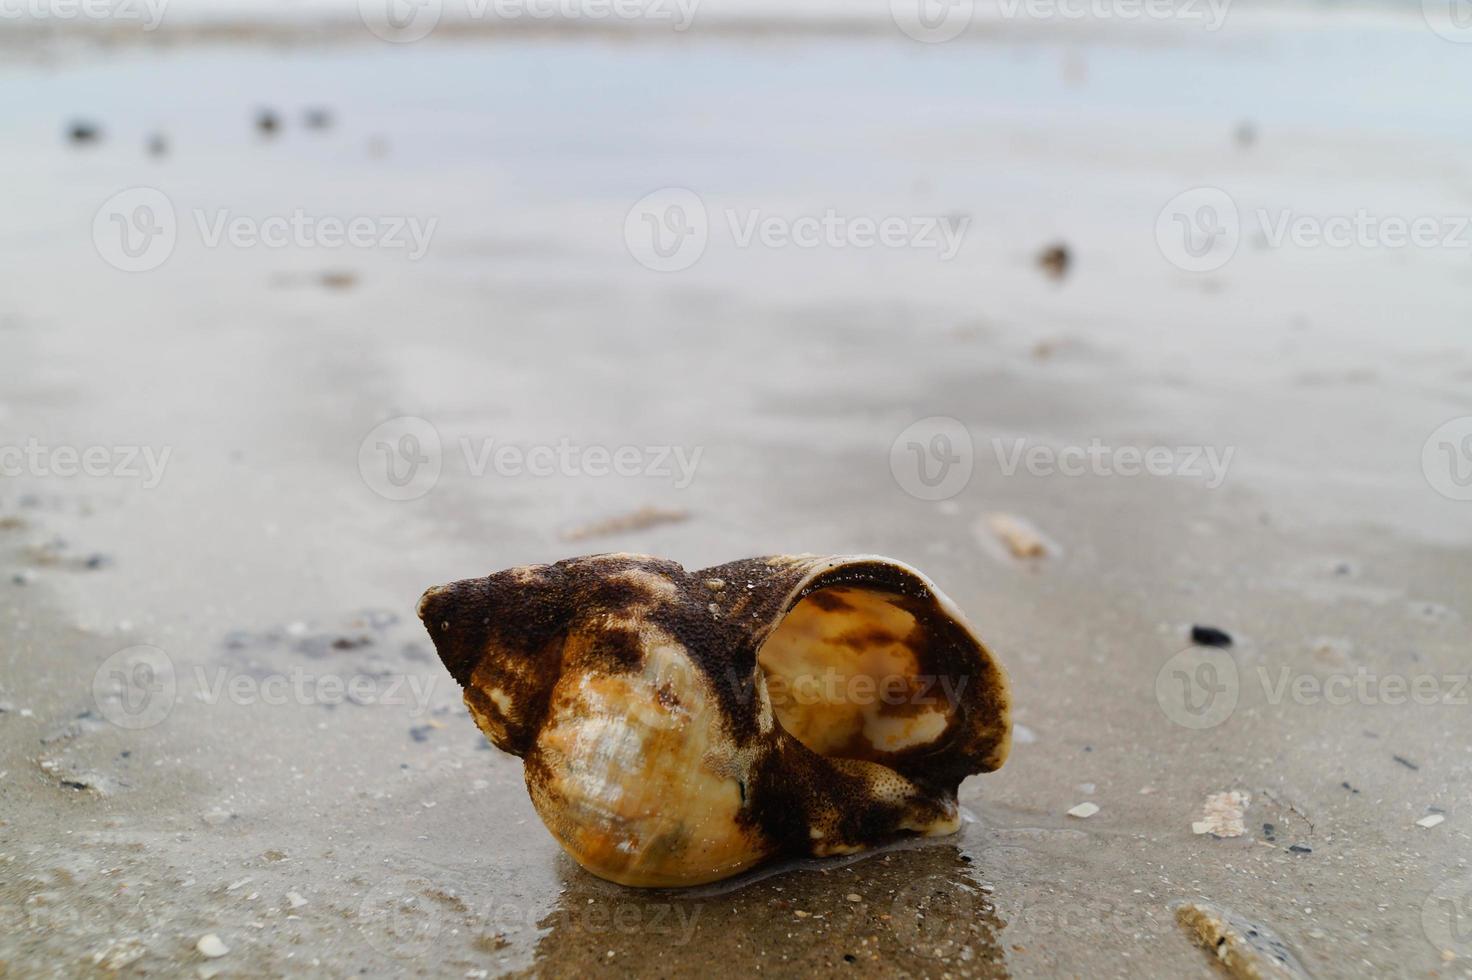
2;1;1470;977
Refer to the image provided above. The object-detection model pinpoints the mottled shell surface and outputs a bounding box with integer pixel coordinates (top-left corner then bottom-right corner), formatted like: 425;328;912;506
418;554;1011;888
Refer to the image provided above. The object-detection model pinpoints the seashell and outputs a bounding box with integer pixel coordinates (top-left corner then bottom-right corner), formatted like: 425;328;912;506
418;553;1012;888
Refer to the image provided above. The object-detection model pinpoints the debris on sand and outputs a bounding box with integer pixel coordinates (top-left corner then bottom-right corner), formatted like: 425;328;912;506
1191;625;1233;648
1235;121;1257;148
983;513;1051;559
1175;901;1309;980
147;133;168;157
1193;790;1251;838
195;934;229;959
319;270;359;291
1416;814;1444;829
1037;243;1071;280
560;506;690;542
303;108;335;130
1392;754;1419;771
68;120;101;145
1067;802;1099;819
91;937;148;971
255;109;280;136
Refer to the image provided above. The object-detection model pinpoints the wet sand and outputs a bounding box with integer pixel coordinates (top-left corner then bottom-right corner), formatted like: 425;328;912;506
3;19;1472;979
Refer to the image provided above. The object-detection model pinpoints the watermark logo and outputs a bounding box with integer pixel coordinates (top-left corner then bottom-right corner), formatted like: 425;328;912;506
997;0;1230;28
359;0;442;42
1423;876;1472;956
358;418;705;500
1422;416;1472;501
890;416;974;501
624;188;709;272
94;187;177;273
890;0;973;42
360;0;697;43
1423;0;1472;43
359;877;446;959
1156;187;1239;272
359;416;443;501
624;188;970;271
1160;188;1472;271
1158;652;1471;729
92;645;177;730
0;0;168;30
1154;645;1239;729
94;188;438;272
992;437;1234;488
0;439;171;488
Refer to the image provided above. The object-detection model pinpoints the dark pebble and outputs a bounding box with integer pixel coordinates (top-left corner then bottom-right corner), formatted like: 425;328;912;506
68;121;101;144
84;554;111;570
1037;243;1070;280
256;109;281;135
1191;625;1234;648
1288;844;1312;854
409;725;434;743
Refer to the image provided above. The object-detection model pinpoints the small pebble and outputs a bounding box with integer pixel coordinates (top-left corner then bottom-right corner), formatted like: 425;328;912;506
68;120;101;144
196;934;229;958
1288;844;1312;855
846;893;862;903
1190;625;1233;648
286;891;308;908
1037;243;1070;280
1067;802;1099;819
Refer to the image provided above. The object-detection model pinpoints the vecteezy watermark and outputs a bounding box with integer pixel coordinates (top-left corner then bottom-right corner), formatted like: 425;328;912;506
1423;876;1472;957
92;647;438;729
359;875;702;960
357;0;698;43
623;188;970;273
358;416;704;501
1423;0;1472;43
760;671;969;708
1158;187;1472;272
992;438;1235;489
93;646;177;730
93;187;438;273
1157;647;1472;729
890;0;1229;41
890;416;974;501
0;438;171;488
1155;645;1240;730
0;0;168;29
1423;416;1472;502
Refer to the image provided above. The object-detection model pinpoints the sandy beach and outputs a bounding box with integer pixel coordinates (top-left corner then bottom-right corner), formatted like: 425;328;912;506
2;6;1471;977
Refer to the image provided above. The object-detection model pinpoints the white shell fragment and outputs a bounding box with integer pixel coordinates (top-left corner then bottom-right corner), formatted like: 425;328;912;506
1193;790;1250;837
1416;814;1445;829
195;935;229;959
1067;802;1100;819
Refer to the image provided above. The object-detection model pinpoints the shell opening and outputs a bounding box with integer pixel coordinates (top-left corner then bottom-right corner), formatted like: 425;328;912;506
756;585;960;764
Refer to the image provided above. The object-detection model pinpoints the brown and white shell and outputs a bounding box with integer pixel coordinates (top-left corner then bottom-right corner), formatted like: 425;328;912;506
418;553;1012;888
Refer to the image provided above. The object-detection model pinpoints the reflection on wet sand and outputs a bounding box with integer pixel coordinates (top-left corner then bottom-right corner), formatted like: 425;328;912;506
524;841;1007;978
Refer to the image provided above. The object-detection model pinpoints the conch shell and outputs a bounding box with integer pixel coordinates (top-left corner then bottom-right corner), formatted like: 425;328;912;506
418;554;1011;888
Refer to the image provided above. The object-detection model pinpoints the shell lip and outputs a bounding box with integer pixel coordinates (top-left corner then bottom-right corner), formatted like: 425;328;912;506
762;554;1014;774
